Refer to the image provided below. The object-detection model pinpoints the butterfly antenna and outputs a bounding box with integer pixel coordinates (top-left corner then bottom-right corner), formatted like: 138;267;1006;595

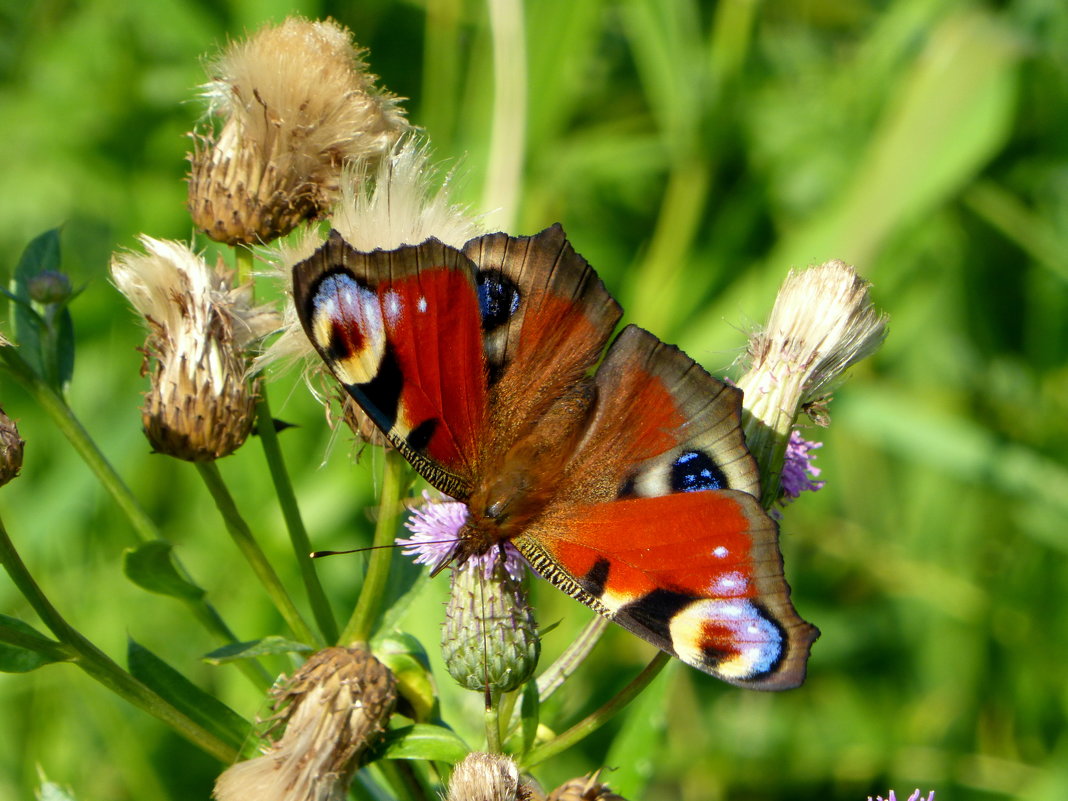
310;542;409;558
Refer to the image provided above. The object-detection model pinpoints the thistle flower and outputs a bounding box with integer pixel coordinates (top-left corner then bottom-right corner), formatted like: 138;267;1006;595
397;491;525;582
0;406;24;487
110;237;276;461
398;493;539;694
780;429;825;500
445;753;538;801
737;260;886;505
214;646;396;801
188;17;409;245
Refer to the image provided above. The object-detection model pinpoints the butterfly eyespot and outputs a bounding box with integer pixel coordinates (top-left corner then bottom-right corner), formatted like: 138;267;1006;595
476;269;521;331
670;599;786;680
670;449;728;493
309;272;385;386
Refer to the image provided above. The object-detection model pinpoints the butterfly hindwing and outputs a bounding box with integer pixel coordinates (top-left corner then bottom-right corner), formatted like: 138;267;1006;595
514;325;819;688
292;231;489;498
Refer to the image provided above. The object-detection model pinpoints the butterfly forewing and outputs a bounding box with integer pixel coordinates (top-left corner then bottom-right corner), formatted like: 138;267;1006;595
292;231;489;498
463;225;622;451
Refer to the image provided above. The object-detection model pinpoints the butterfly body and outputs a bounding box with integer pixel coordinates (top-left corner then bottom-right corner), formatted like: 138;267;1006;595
294;225;819;689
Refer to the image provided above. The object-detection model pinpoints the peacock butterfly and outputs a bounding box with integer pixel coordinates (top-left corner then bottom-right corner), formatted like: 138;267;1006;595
292;224;819;689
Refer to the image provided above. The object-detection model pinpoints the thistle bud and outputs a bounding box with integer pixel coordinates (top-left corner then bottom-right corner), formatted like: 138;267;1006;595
110;237;276;461
27;270;72;305
188;17;408;245
736;260;886;505
214;646;396;801
445;753;539;801
442;552;540;696
548;771;628;801
0;407;24;487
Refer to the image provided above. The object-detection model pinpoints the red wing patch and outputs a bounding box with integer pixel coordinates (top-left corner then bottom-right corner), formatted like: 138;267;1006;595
292;234;488;498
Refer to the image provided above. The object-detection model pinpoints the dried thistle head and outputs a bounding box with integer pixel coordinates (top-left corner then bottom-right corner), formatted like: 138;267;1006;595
189;17;409;245
110;237;276;461
0;406;24;487
445;753;539;801
548;771;628;801
256;136;481;444
736;260;887;505
214;646;397;801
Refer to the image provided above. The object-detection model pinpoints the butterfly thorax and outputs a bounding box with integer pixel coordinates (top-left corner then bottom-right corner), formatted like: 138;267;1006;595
454;385;594;565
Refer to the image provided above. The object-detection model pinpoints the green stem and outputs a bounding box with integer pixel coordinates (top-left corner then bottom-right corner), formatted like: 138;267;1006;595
0;346;269;687
255;393;338;643
484;695;503;753
195;461;319;646
520;651;670;769
233;245;254;285
339;448;405;645
536;615;608;701
0;515;238;763
1;347;156;543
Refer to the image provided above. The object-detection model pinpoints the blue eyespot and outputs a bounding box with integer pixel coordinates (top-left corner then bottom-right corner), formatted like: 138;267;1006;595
477;270;521;331
670;449;727;492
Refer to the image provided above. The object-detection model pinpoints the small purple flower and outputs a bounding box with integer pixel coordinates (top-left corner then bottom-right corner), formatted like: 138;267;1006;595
397;491;526;581
867;791;935;801
780;429;825;501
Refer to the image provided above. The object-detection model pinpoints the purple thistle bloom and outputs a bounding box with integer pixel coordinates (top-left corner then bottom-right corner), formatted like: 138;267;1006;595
867;791;935;801
780;429;825;500
397;491;526;581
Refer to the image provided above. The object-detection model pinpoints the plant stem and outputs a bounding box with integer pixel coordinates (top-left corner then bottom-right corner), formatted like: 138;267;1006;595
1;347;156;543
0;515;238;763
233;244;255;285
195;461;319;645
536;615;608;701
0;346;270;687
520;651;670;769
255;392;338;643
339;448;405;645
484;695;503;753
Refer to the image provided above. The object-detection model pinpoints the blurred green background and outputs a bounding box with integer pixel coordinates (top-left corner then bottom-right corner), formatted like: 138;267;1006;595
2;0;1067;799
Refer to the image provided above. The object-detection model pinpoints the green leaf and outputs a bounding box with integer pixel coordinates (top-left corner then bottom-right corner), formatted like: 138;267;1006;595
602;660;673;799
127;638;250;749
0;615;71;672
203;636;313;664
123;541;205;601
380;724;469;763
374;633;436;722
10;228;61;380
54;303;75;390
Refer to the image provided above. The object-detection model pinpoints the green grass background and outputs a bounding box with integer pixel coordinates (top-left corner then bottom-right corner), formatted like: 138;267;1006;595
2;0;1067;799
